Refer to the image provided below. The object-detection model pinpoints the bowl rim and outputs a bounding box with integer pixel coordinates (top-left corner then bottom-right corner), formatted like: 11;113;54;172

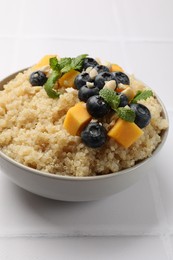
0;69;169;182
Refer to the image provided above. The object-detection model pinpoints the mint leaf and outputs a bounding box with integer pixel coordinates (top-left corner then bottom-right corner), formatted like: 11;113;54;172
50;55;88;74
49;57;60;71
61;63;73;74
44;54;88;98
131;89;153;103
60;54;88;73
111;98;120;110
44;70;61;98
59;57;72;71
117;107;136;122
71;54;88;71
99;88;120;110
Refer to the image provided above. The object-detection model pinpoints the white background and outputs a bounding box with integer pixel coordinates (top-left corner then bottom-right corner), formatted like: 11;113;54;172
0;0;173;259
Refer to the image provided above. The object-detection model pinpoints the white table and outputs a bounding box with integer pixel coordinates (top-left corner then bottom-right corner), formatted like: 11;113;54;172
0;0;173;259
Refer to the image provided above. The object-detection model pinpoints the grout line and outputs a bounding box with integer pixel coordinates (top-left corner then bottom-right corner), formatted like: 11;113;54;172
148;171;173;259
0;230;173;239
123;38;173;43
1;34;173;43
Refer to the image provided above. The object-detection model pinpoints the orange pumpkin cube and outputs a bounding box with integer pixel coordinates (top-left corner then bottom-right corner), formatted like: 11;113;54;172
108;118;143;148
63;102;92;136
58;70;80;88
110;64;124;73
32;55;58;70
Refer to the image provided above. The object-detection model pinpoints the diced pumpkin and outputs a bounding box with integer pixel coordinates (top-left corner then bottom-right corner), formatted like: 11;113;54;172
122;86;135;100
63;102;92;136
108;118;143;148
110;64;124;73
58;70;80;88
32;55;58;70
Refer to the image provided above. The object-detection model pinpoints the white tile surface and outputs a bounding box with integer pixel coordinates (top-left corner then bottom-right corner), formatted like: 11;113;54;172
115;0;173;40
14;38;125;72
0;0;21;36
0;237;169;260
0;39;17;79
124;42;173;110
20;0;119;39
0;170;158;236
0;0;173;259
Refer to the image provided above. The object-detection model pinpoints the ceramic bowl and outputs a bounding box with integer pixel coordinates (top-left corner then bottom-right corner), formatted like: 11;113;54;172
0;70;169;201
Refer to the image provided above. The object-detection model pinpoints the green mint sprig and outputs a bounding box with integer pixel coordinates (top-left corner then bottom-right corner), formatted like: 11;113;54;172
99;88;135;122
131;89;153;103
99;88;120;110
116;107;136;122
44;71;61;99
44;54;88;98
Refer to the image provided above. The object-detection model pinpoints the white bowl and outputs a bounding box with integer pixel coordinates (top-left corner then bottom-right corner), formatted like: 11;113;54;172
0;70;169;201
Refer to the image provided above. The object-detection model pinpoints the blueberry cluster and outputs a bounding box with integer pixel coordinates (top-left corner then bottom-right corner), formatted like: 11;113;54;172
29;57;151;149
75;58;130;105
74;57;131;148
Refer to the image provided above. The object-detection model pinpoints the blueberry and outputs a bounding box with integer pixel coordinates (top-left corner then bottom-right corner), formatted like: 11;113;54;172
83;57;98;70
113;72;130;85
29;71;47;86
118;93;129;107
130;103;151;128
78;85;100;102
74;73;92;90
81;122;107;148
86;95;111;118
94;72;117;90
94;65;109;74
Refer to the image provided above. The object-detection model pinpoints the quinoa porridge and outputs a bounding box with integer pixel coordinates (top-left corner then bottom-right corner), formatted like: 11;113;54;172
0;55;168;177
